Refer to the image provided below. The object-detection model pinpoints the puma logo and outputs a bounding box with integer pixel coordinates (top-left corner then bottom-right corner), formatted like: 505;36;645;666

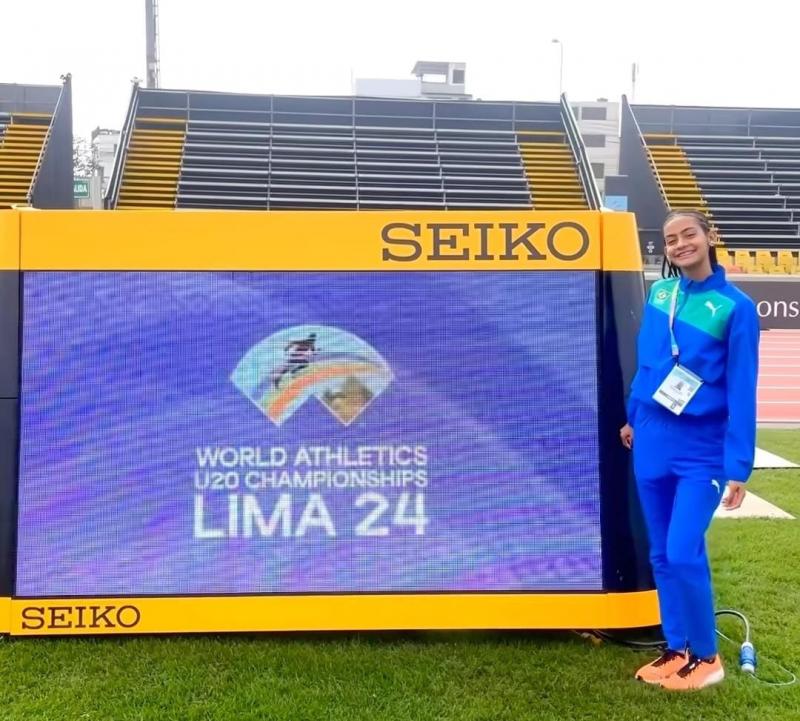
705;301;722;317
711;479;721;494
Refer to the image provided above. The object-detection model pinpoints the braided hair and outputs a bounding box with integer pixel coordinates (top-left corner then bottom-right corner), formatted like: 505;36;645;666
661;209;719;279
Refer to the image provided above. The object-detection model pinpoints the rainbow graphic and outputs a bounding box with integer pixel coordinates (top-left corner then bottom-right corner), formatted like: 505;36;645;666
230;325;393;426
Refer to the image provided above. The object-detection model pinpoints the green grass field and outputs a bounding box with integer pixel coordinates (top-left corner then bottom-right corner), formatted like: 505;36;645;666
2;430;798;721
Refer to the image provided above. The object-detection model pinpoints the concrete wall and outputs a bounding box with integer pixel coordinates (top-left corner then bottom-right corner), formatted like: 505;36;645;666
571;101;619;196
29;79;74;209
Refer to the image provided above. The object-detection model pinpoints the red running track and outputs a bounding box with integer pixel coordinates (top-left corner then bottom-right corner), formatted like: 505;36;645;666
759;329;800;424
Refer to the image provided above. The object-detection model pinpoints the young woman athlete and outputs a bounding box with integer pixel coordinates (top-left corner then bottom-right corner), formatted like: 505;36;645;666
620;209;760;691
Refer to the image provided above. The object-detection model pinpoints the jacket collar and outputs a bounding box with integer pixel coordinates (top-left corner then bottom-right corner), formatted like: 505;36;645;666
679;264;726;293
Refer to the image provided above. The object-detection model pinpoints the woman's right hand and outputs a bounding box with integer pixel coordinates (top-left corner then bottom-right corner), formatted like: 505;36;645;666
619;423;633;449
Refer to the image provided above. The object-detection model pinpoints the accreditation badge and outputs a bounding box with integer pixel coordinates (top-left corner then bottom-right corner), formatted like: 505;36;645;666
652;364;703;416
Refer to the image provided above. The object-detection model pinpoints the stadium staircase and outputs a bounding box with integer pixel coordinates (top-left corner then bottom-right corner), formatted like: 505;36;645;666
107;88;600;212
518;131;589;210
0;113;52;208
117;118;186;209
644;136;708;212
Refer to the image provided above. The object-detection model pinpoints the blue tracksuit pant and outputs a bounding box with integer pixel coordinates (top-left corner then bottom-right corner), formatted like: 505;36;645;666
633;404;727;659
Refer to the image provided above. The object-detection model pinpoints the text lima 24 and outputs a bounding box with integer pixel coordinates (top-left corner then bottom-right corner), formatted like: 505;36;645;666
194;492;429;538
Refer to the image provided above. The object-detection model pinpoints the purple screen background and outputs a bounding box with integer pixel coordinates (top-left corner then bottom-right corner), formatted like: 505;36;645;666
16;271;602;596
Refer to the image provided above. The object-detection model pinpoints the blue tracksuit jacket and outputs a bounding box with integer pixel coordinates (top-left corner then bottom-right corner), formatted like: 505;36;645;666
627;266;760;482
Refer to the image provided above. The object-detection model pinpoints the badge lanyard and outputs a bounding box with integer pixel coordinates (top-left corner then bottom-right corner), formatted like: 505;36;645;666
668;282;681;360
653;281;703;416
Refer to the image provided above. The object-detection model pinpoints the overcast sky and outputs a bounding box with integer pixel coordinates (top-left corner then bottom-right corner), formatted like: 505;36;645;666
2;0;799;139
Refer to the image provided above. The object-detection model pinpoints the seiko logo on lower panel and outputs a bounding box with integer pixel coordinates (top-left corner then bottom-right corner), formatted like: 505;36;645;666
20;604;142;631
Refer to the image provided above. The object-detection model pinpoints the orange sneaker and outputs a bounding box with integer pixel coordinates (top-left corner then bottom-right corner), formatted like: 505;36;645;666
635;650;687;684
659;654;725;691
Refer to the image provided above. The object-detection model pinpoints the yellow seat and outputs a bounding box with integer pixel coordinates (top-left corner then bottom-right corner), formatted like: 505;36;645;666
716;249;733;269
755;250;776;273
777;250;799;274
734;250;756;273
756;250;783;273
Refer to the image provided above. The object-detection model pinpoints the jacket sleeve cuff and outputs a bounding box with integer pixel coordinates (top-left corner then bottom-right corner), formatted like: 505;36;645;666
626;396;639;427
724;458;753;484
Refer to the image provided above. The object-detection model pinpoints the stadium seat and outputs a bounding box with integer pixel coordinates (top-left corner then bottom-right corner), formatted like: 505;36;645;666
777;249;799;274
755;250;782;274
716;248;733;269
734;250;756;273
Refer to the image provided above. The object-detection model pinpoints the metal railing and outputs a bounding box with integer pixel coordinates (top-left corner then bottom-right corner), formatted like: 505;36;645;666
559;93;602;210
622;95;671;209
105;81;140;208
634;104;800;138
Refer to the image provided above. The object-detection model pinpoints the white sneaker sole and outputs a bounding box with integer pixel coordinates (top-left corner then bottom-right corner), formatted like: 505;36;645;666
697;668;725;688
660;667;725;690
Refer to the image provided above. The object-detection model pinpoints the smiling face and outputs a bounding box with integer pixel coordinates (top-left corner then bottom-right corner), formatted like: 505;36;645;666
663;214;714;276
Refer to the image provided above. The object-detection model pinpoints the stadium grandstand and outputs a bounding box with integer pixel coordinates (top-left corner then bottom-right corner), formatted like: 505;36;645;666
104;85;601;211
0;77;73;209
621;98;800;274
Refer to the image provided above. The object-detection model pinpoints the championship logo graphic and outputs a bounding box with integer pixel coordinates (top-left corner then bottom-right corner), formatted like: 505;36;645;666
231;325;393;426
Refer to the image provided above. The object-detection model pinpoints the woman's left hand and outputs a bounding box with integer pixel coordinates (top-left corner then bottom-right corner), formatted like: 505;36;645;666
722;481;747;510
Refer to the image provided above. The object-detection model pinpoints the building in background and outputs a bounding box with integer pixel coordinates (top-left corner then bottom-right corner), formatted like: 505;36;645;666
77;127;121;209
354;61;470;100
91;127;120;194
571;100;619;196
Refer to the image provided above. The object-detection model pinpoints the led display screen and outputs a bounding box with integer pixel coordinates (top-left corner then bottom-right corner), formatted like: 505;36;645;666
16;270;602;596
